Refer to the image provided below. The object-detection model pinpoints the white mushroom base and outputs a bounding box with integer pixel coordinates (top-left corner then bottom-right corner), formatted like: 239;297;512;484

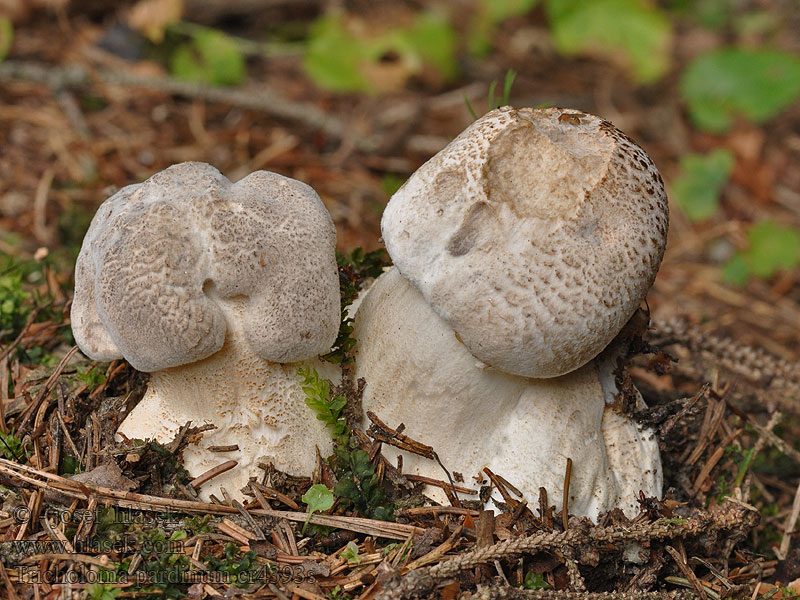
353;268;661;521
116;335;339;501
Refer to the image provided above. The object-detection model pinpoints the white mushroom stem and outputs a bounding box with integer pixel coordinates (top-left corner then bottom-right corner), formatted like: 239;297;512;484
117;296;338;500
353;268;660;520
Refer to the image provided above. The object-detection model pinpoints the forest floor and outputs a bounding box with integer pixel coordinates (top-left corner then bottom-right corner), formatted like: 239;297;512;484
1;1;800;599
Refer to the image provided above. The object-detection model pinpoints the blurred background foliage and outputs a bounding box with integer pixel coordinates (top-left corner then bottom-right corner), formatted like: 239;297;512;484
0;0;799;360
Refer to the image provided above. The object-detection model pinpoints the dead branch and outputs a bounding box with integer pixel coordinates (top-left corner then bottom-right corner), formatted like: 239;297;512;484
0;60;377;150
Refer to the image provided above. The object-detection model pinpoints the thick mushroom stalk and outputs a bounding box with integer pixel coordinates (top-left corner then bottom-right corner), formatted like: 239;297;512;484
353;107;668;520
71;162;341;499
354;268;660;519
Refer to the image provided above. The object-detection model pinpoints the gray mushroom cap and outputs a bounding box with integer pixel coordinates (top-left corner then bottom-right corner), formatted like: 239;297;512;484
71;162;340;372
382;107;669;378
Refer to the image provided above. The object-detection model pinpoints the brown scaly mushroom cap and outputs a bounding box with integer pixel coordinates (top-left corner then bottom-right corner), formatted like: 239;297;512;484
382;106;669;378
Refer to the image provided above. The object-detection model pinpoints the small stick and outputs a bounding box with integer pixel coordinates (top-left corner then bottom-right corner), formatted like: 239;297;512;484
217;519;254;545
248;482;273;511
0;60;375;148
395;506;481;517
366;411;435;460
562;458;572;531
367;412;463;503
281;519;299;555
483;468;519;507
691;446;725;497
249;480;300;510
189;460;238;489
233;498;266;540
0;457;424;538
403;474;477;495
475;510;495;582
208;445;240;452
17;346;79;435
780;476;800;559
0;355;8;435
0;556;22;600
538;487;552;529
0;306;44;363
665;544;709;600
55;411;80;465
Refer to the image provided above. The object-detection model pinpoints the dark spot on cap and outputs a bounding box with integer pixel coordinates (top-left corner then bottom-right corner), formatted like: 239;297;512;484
446;201;492;257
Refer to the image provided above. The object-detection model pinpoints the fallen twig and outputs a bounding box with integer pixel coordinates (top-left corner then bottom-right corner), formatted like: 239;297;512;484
0;458;423;540
0;60;379;150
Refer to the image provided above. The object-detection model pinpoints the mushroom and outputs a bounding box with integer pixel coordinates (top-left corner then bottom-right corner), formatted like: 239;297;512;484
353;107;668;519
71;162;341;499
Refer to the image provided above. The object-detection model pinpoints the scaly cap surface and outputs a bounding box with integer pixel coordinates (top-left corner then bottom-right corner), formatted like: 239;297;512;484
382;107;669;378
71;162;339;372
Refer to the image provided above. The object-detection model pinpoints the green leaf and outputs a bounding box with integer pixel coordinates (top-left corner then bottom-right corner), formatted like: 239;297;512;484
0;18;12;61
523;571;552;590
670;149;734;222
399;12;457;81
743;221;800;279
723;220;800;285
341;541;361;564
669;0;736;29
303;12;458;93
329;395;347;413
485;0;539;23
303;15;371;92
168;529;188;542
545;0;671;82
680;47;800;133
371;505;395;521
171;28;246;86
720;254;749;286
301;484;335;533
468;0;539;56
334;477;359;499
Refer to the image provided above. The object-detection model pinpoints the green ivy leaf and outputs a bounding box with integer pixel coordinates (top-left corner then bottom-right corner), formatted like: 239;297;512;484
545;0;671;83
680;47;800;133
171;28;246;86
301;484;335;533
671;148;734;222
